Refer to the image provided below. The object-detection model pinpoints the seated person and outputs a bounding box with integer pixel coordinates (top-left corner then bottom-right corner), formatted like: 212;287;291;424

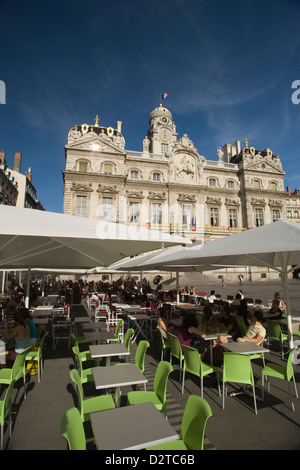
177;313;206;358
220;310;266;345
264;299;283;320
236;298;252;327
201;305;219;332
4;311;31;362
21;307;38;346
268;292;286;310
207;290;216;303
232;293;242;307
219;305;241;341
157;308;176;337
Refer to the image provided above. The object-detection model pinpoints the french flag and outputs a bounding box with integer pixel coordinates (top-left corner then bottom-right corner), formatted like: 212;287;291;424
161;92;170;100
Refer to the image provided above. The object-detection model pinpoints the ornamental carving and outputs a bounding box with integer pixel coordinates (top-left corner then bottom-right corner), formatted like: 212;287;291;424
206;196;221;205
225;198;240;206
251;197;266;207
268;199;283;208
125;190;144;199
97;185;119;194
147;191;167;200
71;182;93;192
177;194;196;203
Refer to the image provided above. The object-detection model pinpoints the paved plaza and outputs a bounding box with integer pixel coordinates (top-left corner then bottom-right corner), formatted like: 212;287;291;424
3;279;300;451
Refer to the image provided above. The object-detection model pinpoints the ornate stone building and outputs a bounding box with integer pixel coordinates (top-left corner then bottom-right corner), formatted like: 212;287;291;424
62;105;287;242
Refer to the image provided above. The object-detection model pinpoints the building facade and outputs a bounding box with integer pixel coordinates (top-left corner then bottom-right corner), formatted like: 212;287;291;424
63;105;288;243
0;150;45;210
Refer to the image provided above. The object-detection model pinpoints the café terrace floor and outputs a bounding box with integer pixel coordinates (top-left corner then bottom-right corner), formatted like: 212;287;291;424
4;279;300;451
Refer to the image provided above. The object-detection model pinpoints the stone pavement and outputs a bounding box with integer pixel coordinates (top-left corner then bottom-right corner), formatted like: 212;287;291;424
3;280;300;450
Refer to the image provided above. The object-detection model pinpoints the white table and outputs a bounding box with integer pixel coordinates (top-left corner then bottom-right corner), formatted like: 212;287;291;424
221;341;270;355
127;314;153;342
92;363;147;406
83;330;116;344
89;343;130;365
90;402;179;450
204;333;232;365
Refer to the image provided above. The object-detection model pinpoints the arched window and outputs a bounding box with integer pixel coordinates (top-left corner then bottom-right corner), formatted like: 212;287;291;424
130;170;138;179
153;172;161;182
103;163;113;175
209;178;216;187
227;180;235;189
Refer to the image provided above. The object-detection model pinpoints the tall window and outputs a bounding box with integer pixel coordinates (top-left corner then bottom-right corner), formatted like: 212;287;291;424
255;208;264;227
76;195;87;217
210;207;219;226
227;180;235;189
103;163;113;175
209;178;216;187
129;202;140;223
102;197;113;221
152;203;162;225
161;143;168;155
79;161;88;172
229;209;237;228
153;172;161;182
272;209;280;222
130;170;138;179
183;204;192;228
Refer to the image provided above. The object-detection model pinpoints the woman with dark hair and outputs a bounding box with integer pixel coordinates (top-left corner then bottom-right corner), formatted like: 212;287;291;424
237;298;251;327
4;311;30;361
177;314;206;357
20;307;38;346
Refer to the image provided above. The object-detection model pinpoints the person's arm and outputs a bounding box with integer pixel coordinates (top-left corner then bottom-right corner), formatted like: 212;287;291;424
4;324;19;341
237;334;264;344
188;326;206;338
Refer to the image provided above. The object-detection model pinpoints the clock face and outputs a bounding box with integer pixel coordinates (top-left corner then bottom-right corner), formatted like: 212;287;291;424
159;128;171;142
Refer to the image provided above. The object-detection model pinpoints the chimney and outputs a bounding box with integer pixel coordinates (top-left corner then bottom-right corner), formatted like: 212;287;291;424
26;167;32;182
286;186;290;194
116;121;122;133
0;151;5;164
13;151;22;172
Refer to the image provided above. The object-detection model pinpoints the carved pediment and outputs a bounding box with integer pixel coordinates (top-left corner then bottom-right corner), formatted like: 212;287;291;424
147;191;167;201
269;199;283;208
225;198;240;206
66;135;126;155
97;184;119;195
242;152;284;174
177;193;196;203
251;197;266;207
206;196;221;205
71;182;93;192
125;190;144;199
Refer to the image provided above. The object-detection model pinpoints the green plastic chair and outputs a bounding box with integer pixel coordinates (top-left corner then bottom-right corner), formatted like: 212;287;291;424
71;322;90;346
72;346;94;384
168;332;184;380
222;353;258;415
266;320;288;358
262;347;299;411
69;368;115;422
127;360;173;415
71;334;93;363
182;345;221;397
134;340;150;374
108;319;124;343
157;326;171;361
0;380;16;450
147;394;212;450
235;314;248;337
249;339;266;367
25;330;49;382
60;407;86;450
0;347;31;399
122;328;135;362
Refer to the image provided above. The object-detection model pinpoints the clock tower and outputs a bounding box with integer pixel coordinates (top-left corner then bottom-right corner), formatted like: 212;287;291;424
146;104;177;155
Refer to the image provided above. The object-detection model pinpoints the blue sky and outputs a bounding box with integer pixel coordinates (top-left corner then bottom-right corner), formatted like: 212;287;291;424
1;0;300;213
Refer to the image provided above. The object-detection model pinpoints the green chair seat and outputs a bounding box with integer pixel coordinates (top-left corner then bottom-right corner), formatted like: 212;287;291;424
26;331;49;382
0;380;16;450
60;407;86;450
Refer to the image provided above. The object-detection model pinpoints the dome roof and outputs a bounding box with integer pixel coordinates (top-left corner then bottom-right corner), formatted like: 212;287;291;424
149;104;173;121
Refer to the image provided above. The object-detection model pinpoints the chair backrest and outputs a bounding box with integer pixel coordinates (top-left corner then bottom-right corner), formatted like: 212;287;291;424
235;314;248;336
135;340;150;374
266;320;282;340
286;347;298;381
12;347;32;382
114;319;124;340
72;346;84;380
182;345;200;377
181;394;212;450
69;368;84;419
60;407;86;450
0;379;16;425
223;353;254;386
38;330;49;351
123;328;134;351
168;332;183;360
153;360;173;405
36;325;47;345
